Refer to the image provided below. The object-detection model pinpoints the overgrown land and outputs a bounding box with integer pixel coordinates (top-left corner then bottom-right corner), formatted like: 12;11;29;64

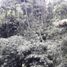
0;0;67;67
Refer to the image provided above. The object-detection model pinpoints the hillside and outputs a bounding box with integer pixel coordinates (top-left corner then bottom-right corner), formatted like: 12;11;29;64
0;0;67;67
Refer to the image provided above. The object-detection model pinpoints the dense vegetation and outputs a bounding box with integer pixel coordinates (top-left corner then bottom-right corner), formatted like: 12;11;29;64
0;0;67;67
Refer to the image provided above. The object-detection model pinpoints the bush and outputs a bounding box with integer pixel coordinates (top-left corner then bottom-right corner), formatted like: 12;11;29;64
0;35;55;67
61;38;67;67
61;39;67;57
53;2;67;20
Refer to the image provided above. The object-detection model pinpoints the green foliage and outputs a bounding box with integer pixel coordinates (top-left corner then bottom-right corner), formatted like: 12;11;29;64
0;4;24;22
61;39;67;57
53;2;67;20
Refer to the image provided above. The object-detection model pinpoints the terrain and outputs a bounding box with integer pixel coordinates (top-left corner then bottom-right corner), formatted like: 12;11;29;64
0;0;67;67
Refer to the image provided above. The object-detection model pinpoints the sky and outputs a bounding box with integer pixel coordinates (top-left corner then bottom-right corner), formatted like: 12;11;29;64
0;0;1;2
0;0;2;6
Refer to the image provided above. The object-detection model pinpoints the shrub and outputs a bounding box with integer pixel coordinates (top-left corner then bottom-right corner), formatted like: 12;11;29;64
53;2;67;20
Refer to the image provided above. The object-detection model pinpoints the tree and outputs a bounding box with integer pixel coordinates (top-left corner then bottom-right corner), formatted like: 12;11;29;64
53;0;67;21
46;2;53;23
